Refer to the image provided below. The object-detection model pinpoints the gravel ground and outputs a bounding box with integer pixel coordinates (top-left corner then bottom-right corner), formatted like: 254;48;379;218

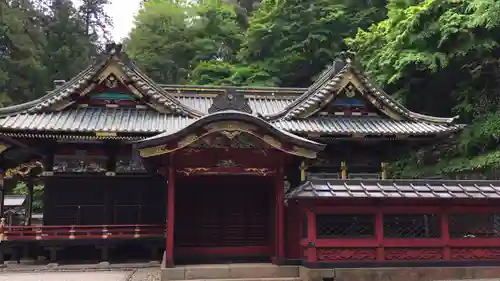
0;265;161;281
0;271;131;281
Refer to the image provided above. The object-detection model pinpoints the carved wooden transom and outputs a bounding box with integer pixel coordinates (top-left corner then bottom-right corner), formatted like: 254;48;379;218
189;131;269;149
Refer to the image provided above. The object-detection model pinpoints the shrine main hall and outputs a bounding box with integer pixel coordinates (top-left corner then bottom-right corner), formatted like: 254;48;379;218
0;44;499;281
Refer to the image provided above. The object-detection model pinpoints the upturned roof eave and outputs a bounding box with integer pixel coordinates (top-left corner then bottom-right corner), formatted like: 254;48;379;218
262;54;459;127
0;43;205;118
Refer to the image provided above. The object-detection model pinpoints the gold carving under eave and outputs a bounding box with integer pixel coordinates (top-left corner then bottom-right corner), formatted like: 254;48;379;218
181;148;201;155
262;135;281;148
204;121;257;133
219;130;241;139
0;143;11;154
5;161;44;179
139;145;172;158
178;134;199;148
291;146;317;159
176;168;210;176
244;168;275;176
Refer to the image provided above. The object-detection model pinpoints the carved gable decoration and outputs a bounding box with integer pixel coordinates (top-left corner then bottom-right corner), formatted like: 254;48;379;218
208;89;252;114
76;74;141;107
316;82;379;117
189;131;269;149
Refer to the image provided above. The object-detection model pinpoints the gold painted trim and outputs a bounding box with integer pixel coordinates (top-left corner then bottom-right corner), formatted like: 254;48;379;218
0;143;11;154
138;145;173;158
0;132;141;141
138;121;319;159
95;132;117;137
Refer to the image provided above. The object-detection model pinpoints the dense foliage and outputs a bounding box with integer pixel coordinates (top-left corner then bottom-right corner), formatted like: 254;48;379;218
3;0;500;178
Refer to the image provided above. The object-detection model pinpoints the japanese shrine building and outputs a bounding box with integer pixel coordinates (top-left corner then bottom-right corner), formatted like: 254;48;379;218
1;44;500;278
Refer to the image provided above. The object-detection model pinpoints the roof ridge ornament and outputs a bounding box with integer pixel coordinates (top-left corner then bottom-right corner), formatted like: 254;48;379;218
208;89;253;114
340;50;356;64
105;42;123;56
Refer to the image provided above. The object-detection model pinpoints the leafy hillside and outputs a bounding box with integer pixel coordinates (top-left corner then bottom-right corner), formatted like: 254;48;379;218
3;0;500;178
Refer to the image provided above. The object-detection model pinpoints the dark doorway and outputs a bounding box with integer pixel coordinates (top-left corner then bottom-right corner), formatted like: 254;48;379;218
174;175;274;264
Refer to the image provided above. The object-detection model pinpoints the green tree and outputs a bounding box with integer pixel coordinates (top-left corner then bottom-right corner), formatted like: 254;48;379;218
197;0;387;87
42;0;94;85
126;0;244;84
347;0;500;177
0;0;46;103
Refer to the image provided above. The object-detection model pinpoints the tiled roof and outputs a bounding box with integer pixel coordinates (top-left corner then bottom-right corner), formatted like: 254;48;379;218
287;179;500;199
272;117;461;135
0;108;460;137
266;52;458;125
0;44;203;118
176;95;295;116
0;108;193;134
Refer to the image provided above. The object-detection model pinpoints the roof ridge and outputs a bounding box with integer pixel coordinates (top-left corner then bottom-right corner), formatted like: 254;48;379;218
263;59;348;121
0;43;204;118
160;84;307;93
351;67;459;124
116;55;204;118
264;52;459;125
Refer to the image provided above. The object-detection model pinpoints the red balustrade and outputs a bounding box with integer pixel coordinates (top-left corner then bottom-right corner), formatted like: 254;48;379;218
296;205;500;263
0;224;166;241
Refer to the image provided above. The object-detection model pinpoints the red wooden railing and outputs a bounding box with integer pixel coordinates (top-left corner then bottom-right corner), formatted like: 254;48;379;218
299;205;500;263
0;224;166;241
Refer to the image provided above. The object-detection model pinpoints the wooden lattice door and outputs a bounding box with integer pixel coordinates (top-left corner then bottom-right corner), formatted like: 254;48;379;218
175;175;273;257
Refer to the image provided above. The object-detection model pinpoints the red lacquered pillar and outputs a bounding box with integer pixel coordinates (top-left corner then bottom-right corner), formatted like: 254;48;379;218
275;167;285;263
165;162;175;267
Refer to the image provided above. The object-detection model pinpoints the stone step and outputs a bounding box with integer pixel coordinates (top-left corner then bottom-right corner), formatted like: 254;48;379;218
171;278;301;281
162;264;300;280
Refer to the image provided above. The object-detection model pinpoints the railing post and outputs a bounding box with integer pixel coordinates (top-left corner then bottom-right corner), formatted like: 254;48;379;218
375;208;384;261
69;226;75;240
134;225;141;238
306;208;317;262
441;207;450;260
0;217;4;242
102;225;108;239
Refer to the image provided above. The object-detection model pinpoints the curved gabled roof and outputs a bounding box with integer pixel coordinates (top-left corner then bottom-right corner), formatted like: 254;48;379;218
135;110;326;159
0;43;204;118
264;52;459;125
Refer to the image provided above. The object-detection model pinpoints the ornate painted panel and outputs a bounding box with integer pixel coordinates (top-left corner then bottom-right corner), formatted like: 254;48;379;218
173;148;276;169
116;148;145;173
188;131;271;149
315;82;380;116
76;74;141;107
53;146;107;173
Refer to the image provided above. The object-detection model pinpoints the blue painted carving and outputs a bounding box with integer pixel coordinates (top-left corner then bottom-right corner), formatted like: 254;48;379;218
90;92;136;101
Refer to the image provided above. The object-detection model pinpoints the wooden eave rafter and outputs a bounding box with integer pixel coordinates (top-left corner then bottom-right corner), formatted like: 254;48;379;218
0;44;204;118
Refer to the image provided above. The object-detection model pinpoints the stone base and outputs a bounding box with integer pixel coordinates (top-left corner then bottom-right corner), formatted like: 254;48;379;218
18;258;36;265
161;264;299;281
300;266;500;281
97;261;111;267
46;263;59;268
